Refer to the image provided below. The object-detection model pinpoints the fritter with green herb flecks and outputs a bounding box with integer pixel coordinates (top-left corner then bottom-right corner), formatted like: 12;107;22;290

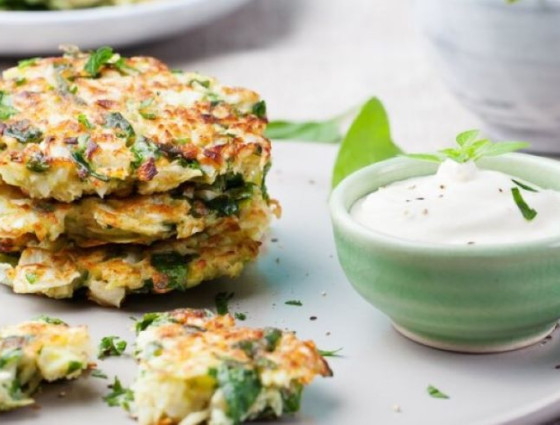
0;47;269;201
127;309;332;425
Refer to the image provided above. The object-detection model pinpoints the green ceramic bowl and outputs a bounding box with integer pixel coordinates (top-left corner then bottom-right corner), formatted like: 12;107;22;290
329;153;560;353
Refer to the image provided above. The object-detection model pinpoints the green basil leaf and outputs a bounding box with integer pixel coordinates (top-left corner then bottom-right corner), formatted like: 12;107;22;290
478;141;530;157
455;129;480;147
401;153;443;163
331;97;402;188
265;119;341;143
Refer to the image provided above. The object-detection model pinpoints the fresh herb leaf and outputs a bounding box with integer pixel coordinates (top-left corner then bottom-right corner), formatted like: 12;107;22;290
131;136;160;169
404;130;529;164
263;328;282;351
71;150;110;182
36;315;66;325
0;93;18;121
281;383;303;414
105;112;135;143
98;336;127;359
234;312;247;321
332;97;402;188
91;369;108;379
138;98;157;120
113;57;139;76
0;348;22;369
15;77;27;86
25;272;37;284
67;361;83;374
134;312;167;333
103;376;134;411
318;348;343;357
84;46;115;77
252;100;267;119
427;385;449;399
511;187;537;221
265;119;341;143
285;300;303;306
512;179;538;192
5;120;43;143
215;364;262;423
17;57;39;69
403;153;443;163
150;252;189;290
26;153;50;172
78;114;94;129
215;292;234;315
480;141;530;157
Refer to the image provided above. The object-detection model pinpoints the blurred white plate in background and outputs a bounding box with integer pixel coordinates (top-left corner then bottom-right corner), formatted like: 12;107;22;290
0;0;249;55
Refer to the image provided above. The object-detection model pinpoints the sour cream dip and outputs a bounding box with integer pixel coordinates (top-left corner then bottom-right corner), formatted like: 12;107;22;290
350;159;560;245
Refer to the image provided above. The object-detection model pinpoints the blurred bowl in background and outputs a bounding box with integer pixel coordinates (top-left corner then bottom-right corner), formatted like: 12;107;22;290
0;0;249;55
415;0;560;154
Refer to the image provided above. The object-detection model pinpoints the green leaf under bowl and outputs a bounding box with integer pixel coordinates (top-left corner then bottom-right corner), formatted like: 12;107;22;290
331;97;401;188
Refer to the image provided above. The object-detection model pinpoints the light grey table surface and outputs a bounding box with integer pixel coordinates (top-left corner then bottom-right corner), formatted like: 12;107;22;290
1;1;559;425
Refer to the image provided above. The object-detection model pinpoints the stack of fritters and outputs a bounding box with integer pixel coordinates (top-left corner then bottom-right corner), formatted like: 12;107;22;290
0;48;278;307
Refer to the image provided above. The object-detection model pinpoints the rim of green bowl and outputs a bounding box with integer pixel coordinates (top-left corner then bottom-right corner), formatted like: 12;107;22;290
329;152;560;256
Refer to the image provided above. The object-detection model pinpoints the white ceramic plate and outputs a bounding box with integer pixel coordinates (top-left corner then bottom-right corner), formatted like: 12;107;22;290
0;0;249;55
2;142;560;425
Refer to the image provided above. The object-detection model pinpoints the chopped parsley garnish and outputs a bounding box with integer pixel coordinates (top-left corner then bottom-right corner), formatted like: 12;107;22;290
103;376;134;411
263;328;282;352
138;98;157;120
150;252;190;290
215;291;234;315
213;364;262;423
36;315;67;325
285;300;303;306
131;136;160;169
105;112;135;143
67;361;83;374
84;46;115;77
15;77;27;87
134;312;168;333
113;57;139;76
91;369;108;379
0;91;18;120
17;57;39;69
281;383;303;414
77;114;94;129
511;187;537;221
234;312;247;321
26;153;50;173
427;385;449;399
0;348;22;369
98;336;127;359
5;120;43;143
24;272;37;284
511;178;538;192
71;150;110;182
252;100;267;119
318;348;343;357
